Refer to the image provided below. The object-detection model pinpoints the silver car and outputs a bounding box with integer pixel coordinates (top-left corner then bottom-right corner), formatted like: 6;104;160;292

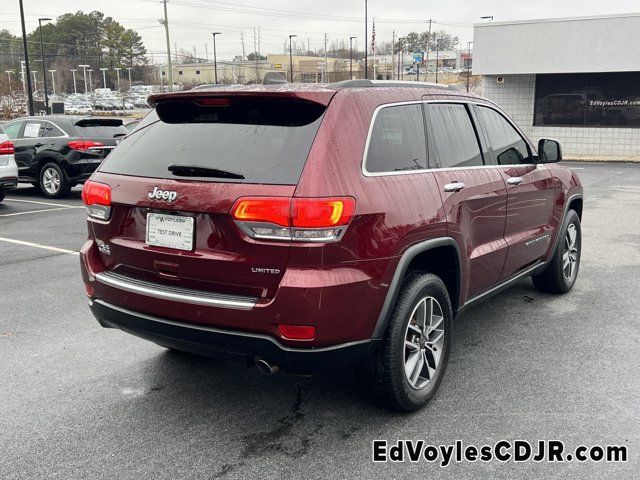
0;125;18;203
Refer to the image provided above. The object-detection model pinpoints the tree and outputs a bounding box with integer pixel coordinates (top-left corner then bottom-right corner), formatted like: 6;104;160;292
247;52;266;61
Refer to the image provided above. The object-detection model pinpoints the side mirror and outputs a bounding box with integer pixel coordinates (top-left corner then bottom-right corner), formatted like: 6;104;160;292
538;138;562;163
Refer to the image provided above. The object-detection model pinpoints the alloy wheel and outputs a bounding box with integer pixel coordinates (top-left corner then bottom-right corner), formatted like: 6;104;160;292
563;223;579;281
403;296;445;390
42;167;61;195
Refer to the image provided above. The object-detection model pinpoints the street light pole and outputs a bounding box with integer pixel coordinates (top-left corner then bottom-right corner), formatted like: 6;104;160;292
126;67;132;88
38;18;52;113
19;0;35;115
161;0;174;90
100;68;108;89
32;71;37;92
49;70;56;95
364;0;368;79
212;32;221;84
466;41;473;92
87;69;93;93
435;36;440;83
289;34;297;82
79;64;90;94
349;36;357;79
70;69;77;94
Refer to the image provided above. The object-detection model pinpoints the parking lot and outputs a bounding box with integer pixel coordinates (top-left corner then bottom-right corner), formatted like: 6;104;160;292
1;162;638;479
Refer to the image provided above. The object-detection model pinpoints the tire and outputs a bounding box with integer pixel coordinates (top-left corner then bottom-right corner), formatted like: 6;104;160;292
39;162;70;199
366;272;453;412
532;209;581;294
0;188;5;203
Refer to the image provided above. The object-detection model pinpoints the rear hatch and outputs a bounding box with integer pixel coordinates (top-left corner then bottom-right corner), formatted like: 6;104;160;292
74;118;128;158
88;90;334;299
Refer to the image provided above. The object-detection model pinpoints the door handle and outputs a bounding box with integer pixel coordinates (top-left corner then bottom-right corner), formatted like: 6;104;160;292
443;181;466;192
507;176;523;185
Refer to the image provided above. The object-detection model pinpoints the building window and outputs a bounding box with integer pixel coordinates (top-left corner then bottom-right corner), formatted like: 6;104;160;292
196;70;200;75
534;72;640;127
178;70;183;75
161;71;166;76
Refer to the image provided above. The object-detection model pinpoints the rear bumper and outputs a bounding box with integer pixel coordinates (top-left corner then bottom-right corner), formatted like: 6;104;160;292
0;176;18;189
90;299;373;374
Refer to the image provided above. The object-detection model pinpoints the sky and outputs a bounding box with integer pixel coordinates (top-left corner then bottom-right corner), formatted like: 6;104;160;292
2;0;640;61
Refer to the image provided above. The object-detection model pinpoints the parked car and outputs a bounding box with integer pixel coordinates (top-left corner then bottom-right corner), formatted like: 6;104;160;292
0;125;18;203
80;80;583;411
2;116;128;198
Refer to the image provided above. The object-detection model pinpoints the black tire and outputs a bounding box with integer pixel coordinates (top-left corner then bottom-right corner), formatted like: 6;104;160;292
0;188;5;203
533;209;581;294
366;272;453;412
39;162;70;199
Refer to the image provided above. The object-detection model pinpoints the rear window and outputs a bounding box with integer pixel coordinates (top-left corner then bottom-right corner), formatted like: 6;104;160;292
75;119;127;139
100;98;326;184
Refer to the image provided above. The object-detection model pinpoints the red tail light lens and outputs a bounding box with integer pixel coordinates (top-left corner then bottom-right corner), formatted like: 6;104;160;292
292;197;356;228
68;140;104;152
232;197;290;227
278;325;316;341
231;196;356;243
82;181;112;220
0;140;15;155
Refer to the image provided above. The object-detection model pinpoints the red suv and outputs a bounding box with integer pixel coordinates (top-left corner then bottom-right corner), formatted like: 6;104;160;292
80;80;583;411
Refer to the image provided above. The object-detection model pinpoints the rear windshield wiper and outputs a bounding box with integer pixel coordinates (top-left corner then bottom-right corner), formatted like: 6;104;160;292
168;164;245;179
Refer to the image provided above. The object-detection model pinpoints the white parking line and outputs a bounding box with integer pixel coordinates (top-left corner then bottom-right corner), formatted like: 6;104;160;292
4;198;81;208
0;207;83;217
0;237;78;255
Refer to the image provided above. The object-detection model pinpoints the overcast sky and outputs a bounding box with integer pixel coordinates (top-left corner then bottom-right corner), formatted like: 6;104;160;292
3;0;639;60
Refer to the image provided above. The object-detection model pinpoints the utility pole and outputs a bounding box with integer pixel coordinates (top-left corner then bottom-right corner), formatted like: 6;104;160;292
127;67;133;88
19;0;35;115
32;71;37;93
254;28;258;82
100;67;108;89
466;41;473;92
87;69;93;93
241;31;246;59
204;43;208;62
5;71;13;92
397;37;403;80
289;34;297;82
38;18;52;113
435;35;440;83
212;32;221;84
160;0;174;90
364;0;368;79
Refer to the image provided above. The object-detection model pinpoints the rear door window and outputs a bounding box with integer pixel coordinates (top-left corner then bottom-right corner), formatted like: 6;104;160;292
22;121;46;138
476;106;532;165
425;103;483;169
365;103;427;173
100;98;326;185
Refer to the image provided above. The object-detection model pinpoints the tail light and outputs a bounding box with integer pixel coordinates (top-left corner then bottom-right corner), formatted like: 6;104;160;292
68;140;104;152
231;196;356;243
0;140;14;155
82;180;112;220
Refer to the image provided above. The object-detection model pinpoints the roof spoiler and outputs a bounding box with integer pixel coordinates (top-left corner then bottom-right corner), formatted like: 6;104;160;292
74;118;123;127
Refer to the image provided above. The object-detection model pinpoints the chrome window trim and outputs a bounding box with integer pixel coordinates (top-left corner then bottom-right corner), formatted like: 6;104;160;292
361;99;537;178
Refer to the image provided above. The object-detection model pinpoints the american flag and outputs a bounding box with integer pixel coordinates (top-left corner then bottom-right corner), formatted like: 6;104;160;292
371;19;376;55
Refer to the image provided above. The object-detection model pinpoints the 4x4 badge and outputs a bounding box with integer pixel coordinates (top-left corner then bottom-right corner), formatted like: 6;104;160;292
148;187;178;203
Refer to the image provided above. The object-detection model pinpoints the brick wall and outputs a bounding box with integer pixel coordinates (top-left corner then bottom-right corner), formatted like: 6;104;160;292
482;74;640;157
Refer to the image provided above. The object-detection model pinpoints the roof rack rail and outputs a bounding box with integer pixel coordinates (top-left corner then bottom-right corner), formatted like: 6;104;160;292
328;79;451;90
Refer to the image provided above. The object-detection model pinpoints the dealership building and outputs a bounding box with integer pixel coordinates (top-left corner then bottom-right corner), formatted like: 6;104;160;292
474;13;640;158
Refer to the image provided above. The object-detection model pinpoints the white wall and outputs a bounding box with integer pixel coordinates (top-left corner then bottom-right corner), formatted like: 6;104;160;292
474;13;640;75
483;75;640;156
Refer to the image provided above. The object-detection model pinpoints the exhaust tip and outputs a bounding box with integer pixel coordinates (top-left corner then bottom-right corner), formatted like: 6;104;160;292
256;358;279;376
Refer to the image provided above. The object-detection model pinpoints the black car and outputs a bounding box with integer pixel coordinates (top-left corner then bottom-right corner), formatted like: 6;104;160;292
1;116;128;198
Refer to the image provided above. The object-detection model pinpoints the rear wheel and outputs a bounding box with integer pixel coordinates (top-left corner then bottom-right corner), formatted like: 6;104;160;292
39;163;70;199
533;209;581;294
367;272;452;412
0;188;5;203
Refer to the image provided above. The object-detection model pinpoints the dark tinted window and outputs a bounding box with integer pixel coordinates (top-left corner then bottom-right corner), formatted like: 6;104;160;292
100;98;326;184
42;122;65;137
73;119;128;139
477;106;532;165
425;103;482;168
365;103;427;173
535;72;640;127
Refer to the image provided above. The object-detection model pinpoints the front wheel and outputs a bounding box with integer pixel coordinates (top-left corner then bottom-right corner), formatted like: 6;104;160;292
367;272;452;412
533;209;582;293
39;162;70;199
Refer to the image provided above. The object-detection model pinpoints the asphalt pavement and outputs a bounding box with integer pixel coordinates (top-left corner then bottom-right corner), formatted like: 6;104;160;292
1;162;639;479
